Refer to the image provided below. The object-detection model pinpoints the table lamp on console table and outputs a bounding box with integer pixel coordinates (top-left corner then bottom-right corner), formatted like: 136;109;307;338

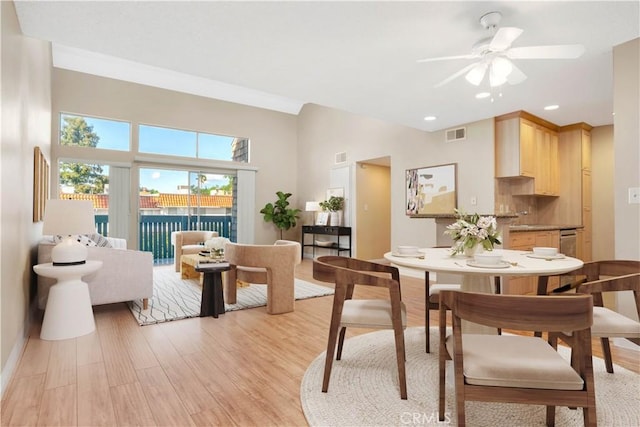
36;199;101;340
42;199;96;265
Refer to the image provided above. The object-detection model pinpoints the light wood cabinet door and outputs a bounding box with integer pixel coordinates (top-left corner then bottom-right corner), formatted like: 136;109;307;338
520;119;536;177
581;129;592;171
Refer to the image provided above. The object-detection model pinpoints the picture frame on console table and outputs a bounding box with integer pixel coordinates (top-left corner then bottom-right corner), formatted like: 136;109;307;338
406;162;457;217
316;212;329;226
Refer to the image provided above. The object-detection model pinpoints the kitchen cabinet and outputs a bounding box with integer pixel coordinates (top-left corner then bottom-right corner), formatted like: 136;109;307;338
534;126;559;196
495;115;535;178
504;230;560;295
557;124;592;261
495;111;559;196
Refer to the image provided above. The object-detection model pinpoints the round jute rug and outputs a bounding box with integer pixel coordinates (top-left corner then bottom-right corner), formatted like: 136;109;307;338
300;327;640;426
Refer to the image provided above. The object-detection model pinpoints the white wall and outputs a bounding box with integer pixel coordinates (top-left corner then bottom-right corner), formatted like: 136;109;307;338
0;1;52;394
297;104;496;251
613;38;639;326
613;38;640;260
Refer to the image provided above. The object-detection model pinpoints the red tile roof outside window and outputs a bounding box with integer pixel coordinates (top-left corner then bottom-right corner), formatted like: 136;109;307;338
61;193;232;209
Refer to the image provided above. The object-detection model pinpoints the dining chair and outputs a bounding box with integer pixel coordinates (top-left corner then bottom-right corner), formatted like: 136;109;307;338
438;290;596;427
313;256;408;399
551;260;639;374
425;249;501;353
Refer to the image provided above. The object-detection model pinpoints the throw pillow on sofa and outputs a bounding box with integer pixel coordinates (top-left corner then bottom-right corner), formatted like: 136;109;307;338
52;233;113;248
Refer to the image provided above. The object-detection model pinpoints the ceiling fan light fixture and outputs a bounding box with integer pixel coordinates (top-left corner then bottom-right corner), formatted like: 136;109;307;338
465;63;488;86
489;57;512;87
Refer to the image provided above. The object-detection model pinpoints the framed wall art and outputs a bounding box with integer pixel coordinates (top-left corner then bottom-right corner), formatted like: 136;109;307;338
33;146;50;222
406;163;457;217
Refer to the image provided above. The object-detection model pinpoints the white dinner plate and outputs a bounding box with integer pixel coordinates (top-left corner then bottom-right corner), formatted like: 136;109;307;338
466;260;511;269
526;253;565;260
391;252;424;258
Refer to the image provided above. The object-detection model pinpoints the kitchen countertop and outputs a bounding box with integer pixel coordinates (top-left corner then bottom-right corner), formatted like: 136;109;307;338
509;224;583;232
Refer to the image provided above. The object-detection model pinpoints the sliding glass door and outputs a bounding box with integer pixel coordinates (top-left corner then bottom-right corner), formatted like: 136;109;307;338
138;167;234;264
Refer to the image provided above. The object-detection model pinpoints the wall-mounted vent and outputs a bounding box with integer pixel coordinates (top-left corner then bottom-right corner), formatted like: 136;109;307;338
335;151;347;164
445;127;466;142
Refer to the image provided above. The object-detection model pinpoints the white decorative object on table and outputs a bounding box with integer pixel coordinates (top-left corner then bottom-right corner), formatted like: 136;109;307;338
33;260;102;340
444;209;501;256
205;236;230;262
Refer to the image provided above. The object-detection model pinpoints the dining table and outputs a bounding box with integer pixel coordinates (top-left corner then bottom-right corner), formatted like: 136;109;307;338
384;247;584;334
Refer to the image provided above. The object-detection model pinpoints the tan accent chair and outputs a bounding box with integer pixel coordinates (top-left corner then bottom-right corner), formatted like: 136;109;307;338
171;230;218;272
224;240;301;314
438;290;596;427
552;260;640;373
313;256;407;400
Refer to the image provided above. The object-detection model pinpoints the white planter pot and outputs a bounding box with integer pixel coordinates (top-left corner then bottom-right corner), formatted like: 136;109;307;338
330;211;342;226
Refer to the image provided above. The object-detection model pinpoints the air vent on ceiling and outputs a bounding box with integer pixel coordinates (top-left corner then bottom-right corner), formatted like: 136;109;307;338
335;151;347;164
445;127;466;142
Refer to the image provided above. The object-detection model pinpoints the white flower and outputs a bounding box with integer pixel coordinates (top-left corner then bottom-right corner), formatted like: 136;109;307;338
205;237;230;251
443;209;501;255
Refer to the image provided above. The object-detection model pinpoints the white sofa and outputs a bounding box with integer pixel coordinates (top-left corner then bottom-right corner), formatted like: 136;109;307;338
37;237;153;309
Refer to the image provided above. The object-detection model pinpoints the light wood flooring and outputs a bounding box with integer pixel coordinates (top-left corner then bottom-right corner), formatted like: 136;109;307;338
2;259;638;426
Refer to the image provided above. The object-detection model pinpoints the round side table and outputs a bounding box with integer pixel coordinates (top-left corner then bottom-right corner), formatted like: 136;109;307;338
33;260;103;340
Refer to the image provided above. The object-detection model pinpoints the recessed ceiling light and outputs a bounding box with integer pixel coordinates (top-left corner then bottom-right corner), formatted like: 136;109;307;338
424;116;436;121
544;105;559;111
476;92;490;99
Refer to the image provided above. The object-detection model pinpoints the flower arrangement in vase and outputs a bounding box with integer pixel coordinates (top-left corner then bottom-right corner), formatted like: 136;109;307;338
444;209;501;256
205;236;230;262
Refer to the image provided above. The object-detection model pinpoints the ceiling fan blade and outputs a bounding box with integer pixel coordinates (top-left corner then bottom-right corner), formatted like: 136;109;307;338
506;62;527;85
507;44;585;59
434;63;479;88
417;54;476;63
490;27;523;51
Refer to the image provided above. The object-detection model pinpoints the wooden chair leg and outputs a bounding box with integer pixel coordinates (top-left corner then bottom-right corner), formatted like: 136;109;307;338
438;349;447;421
142;298;148;310
393;326;407;400
425;271;431;353
601;337;614;373
336;327;347;360
545;405;556;427
322;322;340;393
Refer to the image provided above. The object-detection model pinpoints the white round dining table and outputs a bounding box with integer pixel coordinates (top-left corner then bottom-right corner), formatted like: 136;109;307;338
384;247;584;333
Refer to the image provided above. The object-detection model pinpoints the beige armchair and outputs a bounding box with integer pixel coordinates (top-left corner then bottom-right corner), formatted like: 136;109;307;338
171;230;219;272
224;240;301;314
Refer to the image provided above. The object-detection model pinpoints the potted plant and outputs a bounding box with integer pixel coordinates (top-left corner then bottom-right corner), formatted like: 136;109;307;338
320;196;345;226
260;191;301;239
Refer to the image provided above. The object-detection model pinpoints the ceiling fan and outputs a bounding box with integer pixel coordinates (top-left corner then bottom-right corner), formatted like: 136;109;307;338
417;11;585;88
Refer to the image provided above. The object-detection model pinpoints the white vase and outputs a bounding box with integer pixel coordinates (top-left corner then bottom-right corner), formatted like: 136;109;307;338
330;211;342;226
464;244;483;257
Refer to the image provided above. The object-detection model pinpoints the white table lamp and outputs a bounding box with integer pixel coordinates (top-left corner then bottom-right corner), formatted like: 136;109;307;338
42;199;96;266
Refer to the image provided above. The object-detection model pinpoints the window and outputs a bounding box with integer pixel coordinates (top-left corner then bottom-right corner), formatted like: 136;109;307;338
139;124;248;163
60;114;130;151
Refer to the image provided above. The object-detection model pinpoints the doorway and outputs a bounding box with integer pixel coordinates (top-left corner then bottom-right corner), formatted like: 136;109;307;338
355;158;391;260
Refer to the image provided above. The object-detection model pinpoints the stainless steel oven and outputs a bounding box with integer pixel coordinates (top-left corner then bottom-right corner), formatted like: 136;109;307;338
560;229;577;258
559;229;577;288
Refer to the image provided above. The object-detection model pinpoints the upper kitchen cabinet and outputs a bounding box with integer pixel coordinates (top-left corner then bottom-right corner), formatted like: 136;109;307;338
495;111;559;196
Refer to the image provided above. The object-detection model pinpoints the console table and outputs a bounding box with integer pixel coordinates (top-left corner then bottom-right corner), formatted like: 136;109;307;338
301;225;352;259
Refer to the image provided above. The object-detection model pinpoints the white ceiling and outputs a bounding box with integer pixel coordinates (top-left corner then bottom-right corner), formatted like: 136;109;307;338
13;1;640;132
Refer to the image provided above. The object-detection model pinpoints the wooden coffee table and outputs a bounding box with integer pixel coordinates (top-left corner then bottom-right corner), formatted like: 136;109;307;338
180;253;213;279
